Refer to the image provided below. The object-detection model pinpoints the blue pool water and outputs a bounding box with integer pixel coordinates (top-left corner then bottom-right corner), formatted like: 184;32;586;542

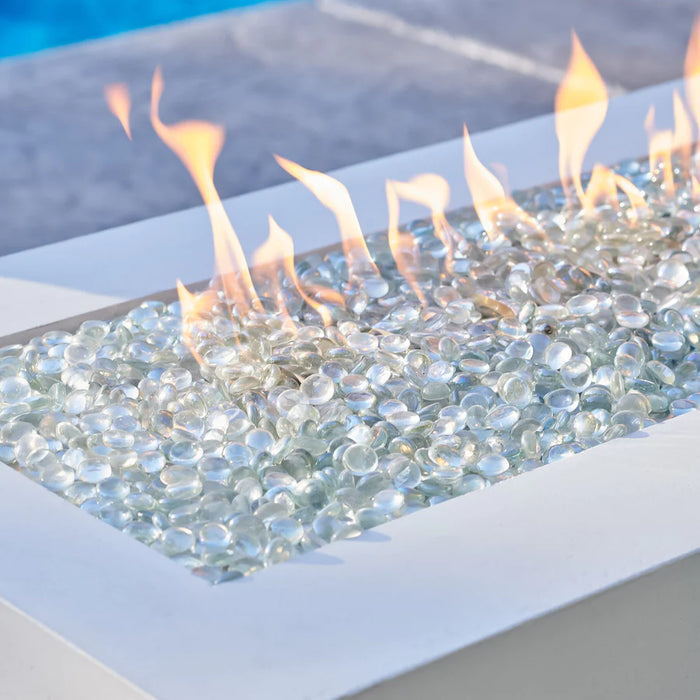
0;0;277;59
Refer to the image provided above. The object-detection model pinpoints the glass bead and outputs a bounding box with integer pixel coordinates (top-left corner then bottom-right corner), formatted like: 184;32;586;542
102;429;135;449
41;464;75;491
300;374;335;405
426;361;454;383
160;368;192;391
476;454;509;477
342;444;379;476
77;457;112;484
614;342;645;378
346;332;379;353
372;488;404;514
454;473;487;494
656;260;689;289
167;440;203;467
123;522;161;544
16;432;49;466
100;504;132;528
387;411;420;431
140;450;166;474
459;358;490;376
544;342;573;370
197;456;232;484
265;537;294;564
560;359;592;392
651;332;684;354
486;405;520;430
161;527;195;555
566;294;599;316
346;392;376;411
161;466;203;500
0;376;31;404
339;375;369;394
545;389;579;413
97;477;130;500
198;523;232;551
615;310;649;329
269;517;304;544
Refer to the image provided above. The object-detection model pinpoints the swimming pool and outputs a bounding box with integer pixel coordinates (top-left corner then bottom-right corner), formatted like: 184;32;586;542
0;0;278;59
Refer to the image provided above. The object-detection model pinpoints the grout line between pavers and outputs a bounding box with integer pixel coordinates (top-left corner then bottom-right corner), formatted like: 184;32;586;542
316;0;627;96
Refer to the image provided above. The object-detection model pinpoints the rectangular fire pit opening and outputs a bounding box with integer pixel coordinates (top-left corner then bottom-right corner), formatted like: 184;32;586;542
1;74;699;700
1;139;699;585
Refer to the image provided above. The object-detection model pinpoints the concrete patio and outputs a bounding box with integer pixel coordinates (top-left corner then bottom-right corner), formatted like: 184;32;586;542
0;0;696;254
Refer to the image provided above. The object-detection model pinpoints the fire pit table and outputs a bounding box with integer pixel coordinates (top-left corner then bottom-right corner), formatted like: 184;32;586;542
0;67;698;699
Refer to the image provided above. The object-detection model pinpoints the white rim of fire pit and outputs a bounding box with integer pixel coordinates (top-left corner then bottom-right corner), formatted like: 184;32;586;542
0;79;698;700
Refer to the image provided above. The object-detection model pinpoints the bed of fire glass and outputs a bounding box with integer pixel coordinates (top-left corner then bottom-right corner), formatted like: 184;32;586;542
4;37;700;585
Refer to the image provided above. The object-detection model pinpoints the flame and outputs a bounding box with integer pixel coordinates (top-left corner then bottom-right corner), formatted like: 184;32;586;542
489;162;511;195
259;216;343;327
251;224;295;330
104;83;132;140
385;178;440;304
463;124;540;237
176;280;205;364
584;164;618;210
644;92;694;198
150;67;260;317
610;172;647;220
672;90;693;169
555;32;608;207
274;155;380;281
388;175;453;260
684;16;700;143
645;105;675;196
581;164;647;220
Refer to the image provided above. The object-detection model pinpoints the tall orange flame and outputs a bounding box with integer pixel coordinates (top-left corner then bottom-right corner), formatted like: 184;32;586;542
584;164;618;210
386;174;454;293
150;67;260;317
251;224;295;330
385;181;426;305
104;83;132;140
463;124;540;238
555;32;608;207
645;105;675;196
260;216;343;327
684;16;700;145
581;164;647;220
672;90;693;172
176;280;206;364
274;155;380;281
611;170;647;220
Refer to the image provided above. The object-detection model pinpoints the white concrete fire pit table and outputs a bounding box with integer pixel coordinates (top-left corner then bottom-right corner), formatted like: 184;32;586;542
0;79;698;700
